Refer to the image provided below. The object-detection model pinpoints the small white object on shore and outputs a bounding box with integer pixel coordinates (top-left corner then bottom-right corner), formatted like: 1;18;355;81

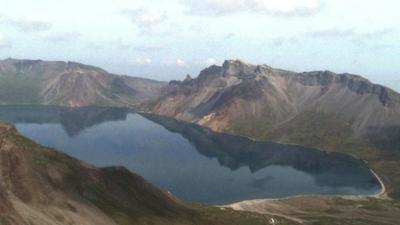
268;217;277;225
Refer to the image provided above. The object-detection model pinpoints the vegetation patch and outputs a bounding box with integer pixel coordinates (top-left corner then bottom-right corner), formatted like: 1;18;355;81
0;75;41;104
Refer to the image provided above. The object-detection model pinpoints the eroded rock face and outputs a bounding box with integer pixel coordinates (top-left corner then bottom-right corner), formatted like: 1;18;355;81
148;59;400;141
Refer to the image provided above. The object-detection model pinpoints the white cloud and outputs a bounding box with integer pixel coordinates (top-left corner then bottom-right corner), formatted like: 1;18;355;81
272;28;397;47
0;33;5;44
363;28;396;39
176;58;187;67
121;8;167;34
130;57;152;65
306;28;356;38
181;0;322;16
224;32;235;39
0;33;11;48
205;57;218;65
133;45;165;52
272;36;298;46
304;28;396;39
0;15;51;32
45;32;81;42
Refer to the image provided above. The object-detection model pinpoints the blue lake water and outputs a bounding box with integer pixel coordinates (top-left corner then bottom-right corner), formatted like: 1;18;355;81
0;105;381;204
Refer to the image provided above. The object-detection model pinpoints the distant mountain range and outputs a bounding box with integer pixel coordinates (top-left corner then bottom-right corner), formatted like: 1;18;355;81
1;58;399;151
1;58;400;224
0;58;166;107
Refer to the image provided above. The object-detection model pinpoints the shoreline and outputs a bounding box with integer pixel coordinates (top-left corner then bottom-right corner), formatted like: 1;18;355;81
223;167;387;207
370;169;387;198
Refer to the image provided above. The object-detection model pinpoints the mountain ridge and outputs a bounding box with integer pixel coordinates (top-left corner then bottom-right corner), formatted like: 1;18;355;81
148;59;400;150
2;57;399;147
146;59;400;204
1;58;400;224
0;58;167;107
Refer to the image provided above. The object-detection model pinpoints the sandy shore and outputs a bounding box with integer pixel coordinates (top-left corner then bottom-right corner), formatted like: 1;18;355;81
370;169;387;198
222;168;388;224
227;168;387;203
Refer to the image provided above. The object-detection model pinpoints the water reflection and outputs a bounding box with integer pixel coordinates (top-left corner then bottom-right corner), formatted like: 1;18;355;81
0;105;128;136
0;105;381;203
143;114;379;189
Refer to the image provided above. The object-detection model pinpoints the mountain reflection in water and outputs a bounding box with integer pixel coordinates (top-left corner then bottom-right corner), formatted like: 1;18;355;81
0;106;381;204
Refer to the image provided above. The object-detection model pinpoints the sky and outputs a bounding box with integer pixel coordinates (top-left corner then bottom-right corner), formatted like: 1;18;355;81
0;0;399;91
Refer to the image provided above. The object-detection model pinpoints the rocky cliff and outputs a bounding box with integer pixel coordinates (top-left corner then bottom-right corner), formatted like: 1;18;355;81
148;59;400;148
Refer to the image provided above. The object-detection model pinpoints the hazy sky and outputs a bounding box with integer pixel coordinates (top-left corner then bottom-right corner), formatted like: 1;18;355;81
0;0;399;90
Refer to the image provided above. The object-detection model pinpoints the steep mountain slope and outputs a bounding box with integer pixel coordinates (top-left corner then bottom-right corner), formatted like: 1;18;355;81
147;59;400;148
0;58;166;107
0;122;293;225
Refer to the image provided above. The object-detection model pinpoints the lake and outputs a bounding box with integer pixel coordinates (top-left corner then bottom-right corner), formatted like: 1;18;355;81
0;105;381;204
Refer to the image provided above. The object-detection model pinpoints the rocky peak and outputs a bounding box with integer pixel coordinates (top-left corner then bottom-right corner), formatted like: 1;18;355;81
222;59;255;76
180;60;277;87
221;59;275;79
173;59;394;107
184;74;192;81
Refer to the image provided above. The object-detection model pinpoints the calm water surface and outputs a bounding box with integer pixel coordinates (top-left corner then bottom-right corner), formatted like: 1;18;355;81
0;106;381;204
